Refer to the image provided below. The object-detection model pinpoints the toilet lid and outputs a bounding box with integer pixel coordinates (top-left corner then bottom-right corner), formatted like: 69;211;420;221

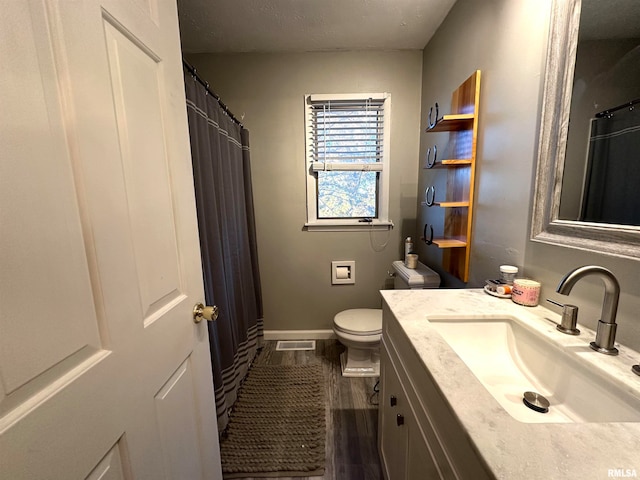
334;309;382;335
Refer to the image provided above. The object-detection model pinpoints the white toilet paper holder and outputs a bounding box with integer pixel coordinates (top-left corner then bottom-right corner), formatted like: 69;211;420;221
332;261;355;285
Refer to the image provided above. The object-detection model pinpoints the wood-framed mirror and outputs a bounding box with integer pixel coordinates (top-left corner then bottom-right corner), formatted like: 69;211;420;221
531;0;640;259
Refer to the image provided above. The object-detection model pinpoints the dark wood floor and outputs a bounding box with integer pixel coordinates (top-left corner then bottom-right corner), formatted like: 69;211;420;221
237;339;383;480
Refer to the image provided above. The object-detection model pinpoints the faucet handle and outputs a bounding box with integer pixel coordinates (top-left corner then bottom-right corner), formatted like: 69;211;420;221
546;299;580;335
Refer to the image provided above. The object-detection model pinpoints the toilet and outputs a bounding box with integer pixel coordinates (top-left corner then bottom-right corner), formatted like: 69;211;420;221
333;260;440;377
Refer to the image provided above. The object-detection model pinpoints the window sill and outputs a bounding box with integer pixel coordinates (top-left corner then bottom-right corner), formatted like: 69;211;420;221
304;220;394;232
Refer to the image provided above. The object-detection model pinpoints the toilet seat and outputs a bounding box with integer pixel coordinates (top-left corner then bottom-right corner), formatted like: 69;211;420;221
333;309;382;336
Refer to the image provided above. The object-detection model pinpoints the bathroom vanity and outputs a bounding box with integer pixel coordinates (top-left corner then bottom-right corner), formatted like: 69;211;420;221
379;298;493;479
378;289;640;479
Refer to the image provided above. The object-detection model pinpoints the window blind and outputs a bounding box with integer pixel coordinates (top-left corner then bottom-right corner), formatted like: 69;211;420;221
307;97;386;171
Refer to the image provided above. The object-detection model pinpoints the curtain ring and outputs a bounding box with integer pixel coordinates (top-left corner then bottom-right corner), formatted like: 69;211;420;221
425;185;435;206
425;145;437;168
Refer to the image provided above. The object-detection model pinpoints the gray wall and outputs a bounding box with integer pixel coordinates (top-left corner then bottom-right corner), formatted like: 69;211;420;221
187;0;640;352
186;51;423;332
420;0;640;351
524;31;640;351
415;0;552;287
526;244;640;351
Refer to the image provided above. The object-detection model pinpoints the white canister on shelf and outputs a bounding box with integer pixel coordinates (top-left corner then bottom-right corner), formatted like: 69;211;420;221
499;265;518;285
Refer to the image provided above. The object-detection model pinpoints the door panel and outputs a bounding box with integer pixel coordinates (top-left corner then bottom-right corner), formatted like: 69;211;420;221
155;358;205;480
0;0;102;397
103;17;182;322
86;441;131;480
0;1;221;478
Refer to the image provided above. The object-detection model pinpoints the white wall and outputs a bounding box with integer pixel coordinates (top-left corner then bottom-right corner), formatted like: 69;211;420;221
186;51;423;331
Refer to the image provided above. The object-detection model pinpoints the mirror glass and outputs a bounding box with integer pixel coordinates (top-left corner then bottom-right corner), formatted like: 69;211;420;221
531;0;640;259
558;0;640;226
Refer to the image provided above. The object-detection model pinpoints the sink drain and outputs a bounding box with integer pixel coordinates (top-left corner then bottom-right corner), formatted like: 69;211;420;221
523;391;550;413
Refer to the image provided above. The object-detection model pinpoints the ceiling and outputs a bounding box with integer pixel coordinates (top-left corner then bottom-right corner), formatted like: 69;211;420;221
177;0;458;54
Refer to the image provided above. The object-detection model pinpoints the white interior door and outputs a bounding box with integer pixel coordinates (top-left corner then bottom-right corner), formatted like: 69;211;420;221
0;1;222;478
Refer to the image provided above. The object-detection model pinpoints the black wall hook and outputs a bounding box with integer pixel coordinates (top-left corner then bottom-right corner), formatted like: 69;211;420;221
428;102;439;129
424;185;435;206
422;224;434;245
425;145;437;168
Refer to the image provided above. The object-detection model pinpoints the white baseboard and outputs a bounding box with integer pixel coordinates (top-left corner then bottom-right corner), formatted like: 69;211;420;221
263;329;336;340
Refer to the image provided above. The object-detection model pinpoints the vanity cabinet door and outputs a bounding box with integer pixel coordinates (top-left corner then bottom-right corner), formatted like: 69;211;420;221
406;421;442;480
379;346;408;480
381;303;495;480
379;344;443;480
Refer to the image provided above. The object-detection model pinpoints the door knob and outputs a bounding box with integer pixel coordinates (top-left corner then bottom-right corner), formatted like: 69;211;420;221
193;303;219;323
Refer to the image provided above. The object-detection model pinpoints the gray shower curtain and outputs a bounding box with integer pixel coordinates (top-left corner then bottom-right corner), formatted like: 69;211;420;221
184;71;263;432
580;107;640;226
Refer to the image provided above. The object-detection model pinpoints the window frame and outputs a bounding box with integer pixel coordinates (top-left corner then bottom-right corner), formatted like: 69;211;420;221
304;92;393;231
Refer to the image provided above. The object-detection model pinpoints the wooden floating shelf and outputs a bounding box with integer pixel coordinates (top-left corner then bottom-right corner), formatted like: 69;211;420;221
426;113;475;132
442;158;472;166
432;237;467;248
435;201;468;208
420;201;469;208
421;70;481;282
424;158;473;169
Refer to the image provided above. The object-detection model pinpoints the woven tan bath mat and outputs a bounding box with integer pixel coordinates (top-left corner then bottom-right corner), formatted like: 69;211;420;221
220;363;326;478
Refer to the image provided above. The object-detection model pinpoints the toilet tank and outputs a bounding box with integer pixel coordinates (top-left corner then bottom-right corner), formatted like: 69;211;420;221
392;260;440;289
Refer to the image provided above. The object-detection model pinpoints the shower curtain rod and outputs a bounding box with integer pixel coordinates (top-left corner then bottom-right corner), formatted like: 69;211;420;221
183;59;244;127
595;98;640;118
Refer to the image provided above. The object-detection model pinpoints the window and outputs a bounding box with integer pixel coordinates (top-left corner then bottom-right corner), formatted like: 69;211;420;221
304;93;392;231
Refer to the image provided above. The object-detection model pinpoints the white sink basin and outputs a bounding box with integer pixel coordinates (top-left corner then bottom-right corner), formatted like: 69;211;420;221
429;316;640;423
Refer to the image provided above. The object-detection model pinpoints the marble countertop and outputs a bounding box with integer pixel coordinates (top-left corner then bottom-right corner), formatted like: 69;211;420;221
380;288;640;480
